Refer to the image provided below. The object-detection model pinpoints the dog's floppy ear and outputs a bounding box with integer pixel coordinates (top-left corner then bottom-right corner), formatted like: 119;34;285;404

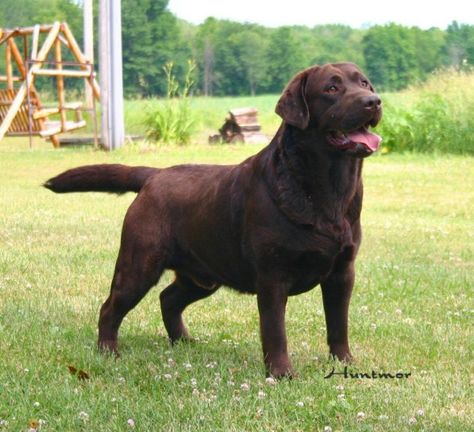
275;69;310;130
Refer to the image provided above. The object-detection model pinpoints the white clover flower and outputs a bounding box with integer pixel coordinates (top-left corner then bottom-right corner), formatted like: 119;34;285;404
265;377;277;386
357;412;366;420
323;427;332;432
296;401;304;407
257;390;266;399
240;383;250;391
416;409;425;417
127;419;135;428
408;417;417;425
78;411;89;421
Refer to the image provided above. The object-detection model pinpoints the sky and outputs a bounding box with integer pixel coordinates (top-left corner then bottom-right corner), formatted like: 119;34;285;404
168;0;473;30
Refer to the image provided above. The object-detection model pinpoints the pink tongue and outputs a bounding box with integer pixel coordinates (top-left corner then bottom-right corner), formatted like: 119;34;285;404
347;130;382;152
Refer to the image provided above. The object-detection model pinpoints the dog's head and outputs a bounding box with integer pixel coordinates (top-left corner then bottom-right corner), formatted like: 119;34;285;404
276;63;382;158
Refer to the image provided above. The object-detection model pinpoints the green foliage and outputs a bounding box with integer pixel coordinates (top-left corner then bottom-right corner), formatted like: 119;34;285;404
264;27;307;93
121;0;191;97
363;24;421;91
446;21;474;68
144;61;196;145
2;1;474;96
309;25;366;68
193;19;269;96
376;69;474;154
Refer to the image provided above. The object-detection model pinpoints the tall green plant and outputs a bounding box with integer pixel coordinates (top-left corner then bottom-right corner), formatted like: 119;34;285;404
144;60;196;145
376;69;474;154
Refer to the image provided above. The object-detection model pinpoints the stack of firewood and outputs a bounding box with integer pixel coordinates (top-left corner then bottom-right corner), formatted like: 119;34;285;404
209;107;267;144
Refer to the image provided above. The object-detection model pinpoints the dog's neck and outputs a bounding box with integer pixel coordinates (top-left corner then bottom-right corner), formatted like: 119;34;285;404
260;123;363;227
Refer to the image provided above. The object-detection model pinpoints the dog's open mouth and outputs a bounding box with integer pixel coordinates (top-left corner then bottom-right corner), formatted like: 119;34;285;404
327;126;382;153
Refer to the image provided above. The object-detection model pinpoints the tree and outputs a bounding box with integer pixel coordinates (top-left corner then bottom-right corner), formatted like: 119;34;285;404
413;27;446;74
445;21;474;68
120;0;190;96
362;24;420;91
194;17;219;95
309;25;366;68
194;20;267;96
233;30;267;96
264;27;306;93
0;0;81;35
121;0;153;96
0;1;462;97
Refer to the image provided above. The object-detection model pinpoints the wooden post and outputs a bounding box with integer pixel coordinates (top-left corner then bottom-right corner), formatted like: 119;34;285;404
83;0;94;108
22;34;28;64
5;40;13;90
31;25;40;60
61;22;100;100
55;39;66;130
0;22;60;141
33;69;92;77
9;39;27;78
10;37;41;108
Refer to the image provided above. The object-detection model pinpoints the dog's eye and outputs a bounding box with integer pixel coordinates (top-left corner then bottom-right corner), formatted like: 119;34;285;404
361;80;369;88
326;85;338;94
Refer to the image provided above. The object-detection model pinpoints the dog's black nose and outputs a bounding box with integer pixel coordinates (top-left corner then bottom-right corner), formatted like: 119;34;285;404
362;95;382;111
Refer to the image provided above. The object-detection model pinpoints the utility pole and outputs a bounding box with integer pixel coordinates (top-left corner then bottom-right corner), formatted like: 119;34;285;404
99;0;125;150
83;0;94;108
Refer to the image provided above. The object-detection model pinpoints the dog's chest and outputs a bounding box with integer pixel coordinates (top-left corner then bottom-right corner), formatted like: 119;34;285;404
257;219;355;285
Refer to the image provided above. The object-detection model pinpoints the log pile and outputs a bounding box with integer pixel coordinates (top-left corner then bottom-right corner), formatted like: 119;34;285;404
209;107;267;144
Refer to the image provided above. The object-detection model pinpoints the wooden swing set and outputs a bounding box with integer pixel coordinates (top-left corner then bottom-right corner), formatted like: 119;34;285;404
0;22;100;147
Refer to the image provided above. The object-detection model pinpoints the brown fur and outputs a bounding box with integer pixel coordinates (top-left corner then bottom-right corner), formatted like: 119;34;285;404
45;63;382;378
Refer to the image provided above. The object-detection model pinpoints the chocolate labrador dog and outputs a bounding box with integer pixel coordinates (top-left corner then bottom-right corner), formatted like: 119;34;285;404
45;62;382;378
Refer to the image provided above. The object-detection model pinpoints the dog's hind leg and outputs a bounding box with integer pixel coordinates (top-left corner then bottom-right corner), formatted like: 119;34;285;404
97;201;167;354
160;274;219;343
97;248;165;354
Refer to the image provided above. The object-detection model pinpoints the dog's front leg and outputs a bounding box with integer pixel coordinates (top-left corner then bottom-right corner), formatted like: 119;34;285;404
257;279;293;378
320;261;355;362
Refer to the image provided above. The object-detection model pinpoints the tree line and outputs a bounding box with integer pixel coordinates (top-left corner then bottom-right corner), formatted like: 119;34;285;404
1;0;474;96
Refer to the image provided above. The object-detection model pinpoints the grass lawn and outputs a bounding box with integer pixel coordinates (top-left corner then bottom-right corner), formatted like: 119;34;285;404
0;140;473;431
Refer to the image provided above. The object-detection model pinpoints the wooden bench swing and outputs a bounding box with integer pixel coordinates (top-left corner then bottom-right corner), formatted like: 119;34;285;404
0;22;100;147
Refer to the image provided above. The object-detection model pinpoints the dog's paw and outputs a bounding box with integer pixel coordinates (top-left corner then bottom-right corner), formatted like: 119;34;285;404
98;340;120;357
329;346;353;363
170;335;196;346
267;366;296;380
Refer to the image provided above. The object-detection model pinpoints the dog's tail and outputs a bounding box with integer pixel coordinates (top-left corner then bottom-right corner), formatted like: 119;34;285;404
43;164;159;194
